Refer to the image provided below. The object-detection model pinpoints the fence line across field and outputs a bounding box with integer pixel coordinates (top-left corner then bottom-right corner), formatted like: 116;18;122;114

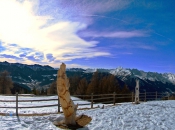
0;92;171;116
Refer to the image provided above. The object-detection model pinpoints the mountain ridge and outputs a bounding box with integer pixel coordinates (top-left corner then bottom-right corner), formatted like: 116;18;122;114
0;61;175;93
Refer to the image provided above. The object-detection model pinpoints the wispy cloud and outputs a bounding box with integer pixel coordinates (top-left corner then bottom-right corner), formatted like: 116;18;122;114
112;42;156;50
54;0;132;18
133;1;163;9
80;30;148;38
0;0;112;66
154;32;174;42
80;14;129;24
36;0;132;27
0;54;23;60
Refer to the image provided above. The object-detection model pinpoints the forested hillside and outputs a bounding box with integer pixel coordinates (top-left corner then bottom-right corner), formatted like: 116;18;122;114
47;71;130;96
1;61;175;95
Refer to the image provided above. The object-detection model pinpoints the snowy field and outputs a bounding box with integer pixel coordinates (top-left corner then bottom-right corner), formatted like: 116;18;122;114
0;95;175;130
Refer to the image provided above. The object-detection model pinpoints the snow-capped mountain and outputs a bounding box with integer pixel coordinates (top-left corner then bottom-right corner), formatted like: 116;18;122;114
109;67;175;85
163;73;175;84
83;67;175;93
0;61;175;93
107;67;175;93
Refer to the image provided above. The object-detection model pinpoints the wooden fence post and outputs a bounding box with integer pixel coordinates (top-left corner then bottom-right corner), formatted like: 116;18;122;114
16;92;18;116
91;93;93;108
132;92;134;103
155;91;157;100
145;91;146;102
58;96;60;113
167;92;169;100
113;92;116;105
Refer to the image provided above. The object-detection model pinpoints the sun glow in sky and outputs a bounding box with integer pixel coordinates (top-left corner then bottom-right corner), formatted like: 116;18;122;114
0;0;175;73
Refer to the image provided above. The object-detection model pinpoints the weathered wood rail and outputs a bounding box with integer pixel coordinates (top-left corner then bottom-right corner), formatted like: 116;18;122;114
0;92;171;116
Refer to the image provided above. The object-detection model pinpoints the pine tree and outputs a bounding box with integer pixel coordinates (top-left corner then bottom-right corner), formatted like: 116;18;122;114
99;76;107;94
69;75;81;94
121;84;130;94
106;75;114;93
0;71;13;94
32;86;37;95
108;75;121;93
99;74;120;94
75;78;88;95
86;71;99;94
47;81;57;95
121;84;131;102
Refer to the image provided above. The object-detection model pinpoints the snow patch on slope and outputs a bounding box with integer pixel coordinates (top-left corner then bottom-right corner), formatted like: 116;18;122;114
84;68;97;73
110;67;131;77
163;73;175;84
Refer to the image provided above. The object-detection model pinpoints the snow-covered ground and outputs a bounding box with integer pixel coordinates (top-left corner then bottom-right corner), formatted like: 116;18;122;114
0;95;101;114
0;95;175;130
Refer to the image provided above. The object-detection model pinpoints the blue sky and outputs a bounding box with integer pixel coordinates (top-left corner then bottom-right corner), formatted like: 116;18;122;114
0;0;174;73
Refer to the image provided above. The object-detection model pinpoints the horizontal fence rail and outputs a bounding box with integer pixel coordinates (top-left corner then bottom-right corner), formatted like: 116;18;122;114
0;91;172;116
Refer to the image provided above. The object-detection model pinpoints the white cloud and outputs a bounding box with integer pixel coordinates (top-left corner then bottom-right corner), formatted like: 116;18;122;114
0;0;110;66
80;30;148;38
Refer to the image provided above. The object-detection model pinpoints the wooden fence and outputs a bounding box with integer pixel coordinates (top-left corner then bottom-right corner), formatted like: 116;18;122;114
0;92;171;116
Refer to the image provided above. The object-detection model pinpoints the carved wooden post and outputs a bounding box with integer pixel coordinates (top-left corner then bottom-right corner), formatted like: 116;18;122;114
57;63;78;125
135;79;140;104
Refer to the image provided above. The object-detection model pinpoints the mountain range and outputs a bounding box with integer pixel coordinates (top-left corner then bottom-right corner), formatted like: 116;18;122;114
0;61;175;93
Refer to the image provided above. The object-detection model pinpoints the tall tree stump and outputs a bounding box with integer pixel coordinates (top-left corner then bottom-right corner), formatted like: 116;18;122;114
57;63;77;125
55;63;91;129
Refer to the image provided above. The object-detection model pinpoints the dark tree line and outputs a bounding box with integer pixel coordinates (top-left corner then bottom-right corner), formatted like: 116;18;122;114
0;70;130;97
47;71;131;96
0;70;31;94
0;71;13;94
